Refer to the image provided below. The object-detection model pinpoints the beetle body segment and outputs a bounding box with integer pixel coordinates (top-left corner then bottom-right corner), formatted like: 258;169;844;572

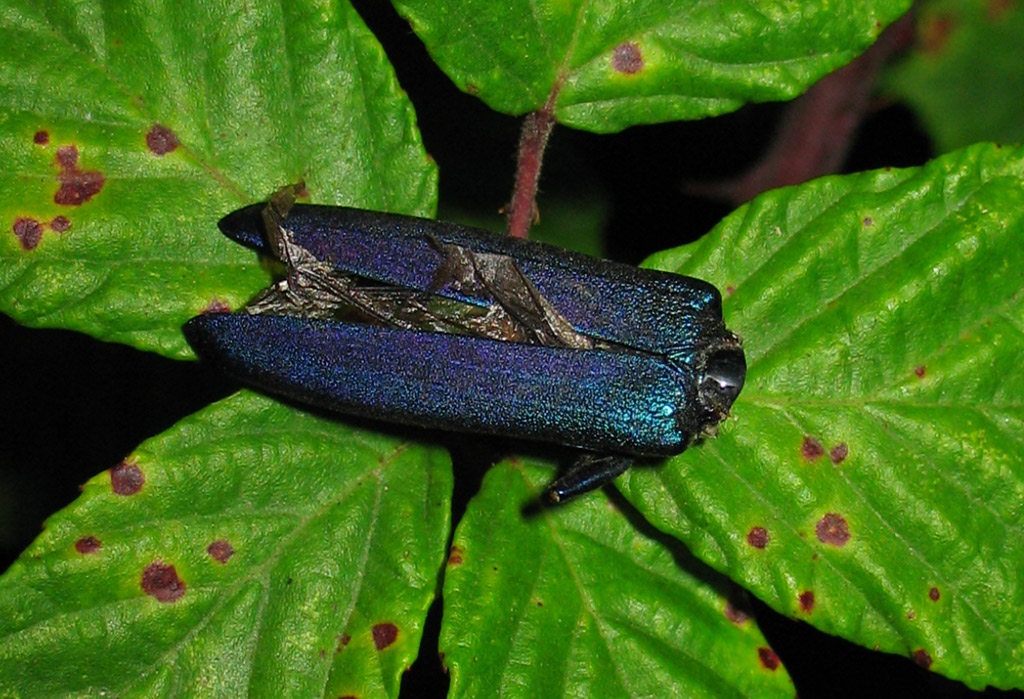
184;314;698;455
218;204;725;358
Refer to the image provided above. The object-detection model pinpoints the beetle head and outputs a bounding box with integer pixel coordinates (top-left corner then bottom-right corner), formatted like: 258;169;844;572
698;332;746;429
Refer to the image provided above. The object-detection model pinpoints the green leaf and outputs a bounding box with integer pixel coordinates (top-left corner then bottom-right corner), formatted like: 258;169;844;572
440;458;795;697
883;0;1024;151
627;142;1024;690
391;0;912;132
0;0;437;358
0;390;453;697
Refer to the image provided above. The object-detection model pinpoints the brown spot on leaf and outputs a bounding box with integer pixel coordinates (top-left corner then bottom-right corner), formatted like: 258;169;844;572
141;561;185;603
338;695;357;699
920;13;955;54
929;587;940;601
50;216;71;233
372;622;398;650
75;535;101;554
914;365;926;378
913;649;932;669
146;124;179;155
612;42;643;74
725;598;751;625
448;545;463;566
34;130;49;145
110;460;144;495
801;436;824;461
863;216;873;226
465;83;479;96
747;526;769;549
816;513;850;547
207;539;234;563
726;285;736;296
201;297;232;314
54;145;104;206
907;609;916;620
987;0;1015;21
13;217;44;250
758;646;780;670
337;633;351;652
829;443;848;464
799;590;815;613
56;146;76;169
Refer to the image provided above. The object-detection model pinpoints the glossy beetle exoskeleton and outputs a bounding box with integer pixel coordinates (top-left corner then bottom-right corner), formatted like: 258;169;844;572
184;190;745;501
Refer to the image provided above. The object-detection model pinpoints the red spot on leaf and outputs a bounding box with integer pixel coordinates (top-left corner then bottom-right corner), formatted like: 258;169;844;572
816;513;850;547
54;145;104;206
612;42;643;74
929;587;940;601
799;590;815;613
372;623;398;650
75;535;101;554
34;130;49;145
913;649;932;669
829;443;848;464
914;365;926;378
758;647;780;670
141;561;186;603
110;460;144;495
448;545;463;566
725;285;736;296
747;526;769;549
50;216;71;233
146;124;179;155
207;539;234;563
13;218;44;250
801;436;824;461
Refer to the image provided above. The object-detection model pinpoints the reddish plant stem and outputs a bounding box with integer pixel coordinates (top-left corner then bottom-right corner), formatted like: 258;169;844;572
507;97;557;239
685;12;915;206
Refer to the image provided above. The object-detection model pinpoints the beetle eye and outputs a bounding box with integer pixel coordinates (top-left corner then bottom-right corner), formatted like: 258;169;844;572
701;346;746;415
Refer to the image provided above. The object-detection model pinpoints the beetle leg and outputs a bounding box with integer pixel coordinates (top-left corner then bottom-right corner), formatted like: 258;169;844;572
546;454;634;503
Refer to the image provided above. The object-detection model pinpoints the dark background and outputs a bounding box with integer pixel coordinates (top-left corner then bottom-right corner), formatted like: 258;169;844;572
2;3;1018;697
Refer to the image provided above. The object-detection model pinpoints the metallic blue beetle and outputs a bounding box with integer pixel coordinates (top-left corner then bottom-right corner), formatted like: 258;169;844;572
184;191;745;501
